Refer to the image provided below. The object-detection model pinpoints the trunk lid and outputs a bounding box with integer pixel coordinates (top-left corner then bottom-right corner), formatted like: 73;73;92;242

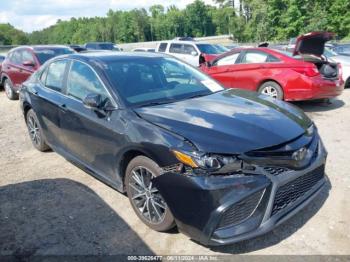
293;32;335;57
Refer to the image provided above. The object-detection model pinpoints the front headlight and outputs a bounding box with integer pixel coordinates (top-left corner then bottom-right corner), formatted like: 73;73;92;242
172;150;242;171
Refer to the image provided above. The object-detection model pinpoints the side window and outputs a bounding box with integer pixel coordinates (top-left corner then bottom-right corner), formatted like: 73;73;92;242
9;51;22;65
66;61;109;102
183;44;197;55
267;54;280;62
240;51;269;64
21;50;35;64
215;53;240;66
158;43;168;52
45;60;68;92
169;44;183;54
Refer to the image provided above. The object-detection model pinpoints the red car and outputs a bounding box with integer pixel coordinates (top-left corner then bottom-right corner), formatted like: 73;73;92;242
1;45;74;100
200;32;344;101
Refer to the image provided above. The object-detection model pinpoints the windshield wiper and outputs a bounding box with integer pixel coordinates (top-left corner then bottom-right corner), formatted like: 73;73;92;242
136;100;174;108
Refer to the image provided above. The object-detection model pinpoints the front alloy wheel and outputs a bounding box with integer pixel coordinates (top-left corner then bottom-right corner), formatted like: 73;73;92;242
26;109;50;152
125;156;175;231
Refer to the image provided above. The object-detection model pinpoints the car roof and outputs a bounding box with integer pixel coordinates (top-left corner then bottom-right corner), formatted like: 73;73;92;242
159;40;210;45
10;45;71;52
57;51;168;63
85;42;114;44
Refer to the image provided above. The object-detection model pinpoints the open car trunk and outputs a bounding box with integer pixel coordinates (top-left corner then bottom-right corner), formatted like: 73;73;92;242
302;56;339;80
294;32;339;80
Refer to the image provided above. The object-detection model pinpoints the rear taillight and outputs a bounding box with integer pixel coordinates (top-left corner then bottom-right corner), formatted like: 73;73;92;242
292;66;320;77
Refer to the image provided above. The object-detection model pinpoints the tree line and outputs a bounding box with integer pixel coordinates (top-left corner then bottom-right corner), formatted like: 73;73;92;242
1;0;349;46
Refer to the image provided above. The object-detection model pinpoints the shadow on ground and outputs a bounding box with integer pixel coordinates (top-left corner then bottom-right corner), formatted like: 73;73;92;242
210;176;331;254
293;97;345;113
0;179;153;258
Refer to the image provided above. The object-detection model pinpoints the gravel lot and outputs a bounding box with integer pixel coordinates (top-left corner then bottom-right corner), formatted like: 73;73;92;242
0;89;349;256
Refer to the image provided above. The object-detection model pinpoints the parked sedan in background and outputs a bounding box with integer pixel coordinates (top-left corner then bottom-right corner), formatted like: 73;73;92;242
326;43;350;56
201;32;344;101
20;52;327;246
324;48;350;88
0;45;75;100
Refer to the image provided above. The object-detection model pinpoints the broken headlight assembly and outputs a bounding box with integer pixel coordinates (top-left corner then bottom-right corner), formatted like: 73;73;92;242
171;150;250;174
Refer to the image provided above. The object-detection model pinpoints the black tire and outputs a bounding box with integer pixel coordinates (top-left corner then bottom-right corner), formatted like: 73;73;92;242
345;77;350;89
125;156;175;232
258;81;284;100
4;78;18;100
26;109;50;152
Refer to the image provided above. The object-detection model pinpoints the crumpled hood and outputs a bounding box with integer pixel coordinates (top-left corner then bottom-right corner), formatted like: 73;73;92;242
134;89;312;154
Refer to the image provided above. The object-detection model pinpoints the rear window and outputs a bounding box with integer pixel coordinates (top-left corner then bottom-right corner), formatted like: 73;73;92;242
242;52;267;63
158;43;168;52
97;43;115;50
34;48;74;64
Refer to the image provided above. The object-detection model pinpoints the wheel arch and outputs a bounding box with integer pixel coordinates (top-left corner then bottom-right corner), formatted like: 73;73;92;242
23;102;32;122
0;73;9;85
257;79;283;91
117;148;156;191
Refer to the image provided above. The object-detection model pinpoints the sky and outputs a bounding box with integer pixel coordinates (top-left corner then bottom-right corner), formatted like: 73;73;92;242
0;0;215;33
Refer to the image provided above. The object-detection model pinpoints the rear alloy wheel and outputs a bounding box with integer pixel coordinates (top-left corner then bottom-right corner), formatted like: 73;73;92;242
4;79;18;100
125;156;175;232
26;109;50;152
258;81;284;100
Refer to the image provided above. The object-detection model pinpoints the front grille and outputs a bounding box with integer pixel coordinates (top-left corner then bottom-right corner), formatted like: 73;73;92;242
264;167;289;176
161;164;182;173
272;165;325;215
218;189;265;228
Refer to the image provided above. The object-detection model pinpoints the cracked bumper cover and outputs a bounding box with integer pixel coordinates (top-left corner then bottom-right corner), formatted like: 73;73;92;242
153;139;327;246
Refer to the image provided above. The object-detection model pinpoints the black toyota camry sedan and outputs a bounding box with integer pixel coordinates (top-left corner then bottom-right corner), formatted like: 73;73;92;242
19;52;327;246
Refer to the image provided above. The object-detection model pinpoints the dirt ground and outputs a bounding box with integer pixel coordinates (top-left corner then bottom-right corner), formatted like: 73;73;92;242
0;89;349;256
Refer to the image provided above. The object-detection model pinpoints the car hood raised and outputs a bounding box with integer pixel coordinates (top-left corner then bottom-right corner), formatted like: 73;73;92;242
134;89;312;154
293;31;335;57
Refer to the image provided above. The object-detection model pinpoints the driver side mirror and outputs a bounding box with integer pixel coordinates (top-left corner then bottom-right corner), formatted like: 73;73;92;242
83;93;102;109
191;51;198;56
83;93;118;112
23;60;35;67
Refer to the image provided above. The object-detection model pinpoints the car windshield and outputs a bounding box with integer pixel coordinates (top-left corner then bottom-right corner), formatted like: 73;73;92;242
104;57;224;107
196;44;222;54
34;48;74;64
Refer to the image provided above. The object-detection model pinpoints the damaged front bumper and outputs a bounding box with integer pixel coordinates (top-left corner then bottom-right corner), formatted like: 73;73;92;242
153;136;328;246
